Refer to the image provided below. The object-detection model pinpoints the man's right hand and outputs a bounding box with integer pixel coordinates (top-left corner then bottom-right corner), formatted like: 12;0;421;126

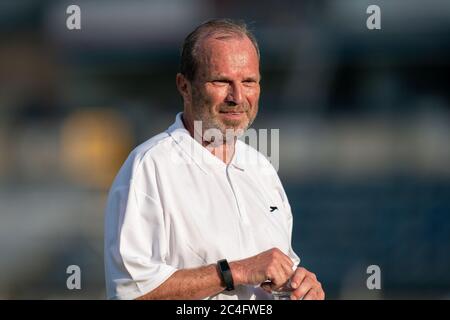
229;248;295;291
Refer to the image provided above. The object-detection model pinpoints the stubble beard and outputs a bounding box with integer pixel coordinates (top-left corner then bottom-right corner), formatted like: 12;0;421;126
191;90;256;144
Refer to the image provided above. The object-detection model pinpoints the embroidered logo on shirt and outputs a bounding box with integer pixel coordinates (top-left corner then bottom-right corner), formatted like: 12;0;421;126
270;206;278;213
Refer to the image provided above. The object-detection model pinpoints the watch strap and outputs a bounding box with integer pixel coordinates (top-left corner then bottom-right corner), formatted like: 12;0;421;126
217;259;234;291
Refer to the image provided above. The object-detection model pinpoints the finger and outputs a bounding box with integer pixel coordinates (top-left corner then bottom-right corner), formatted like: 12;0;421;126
320;288;326;300
306;285;325;300
267;250;295;289
299;280;324;300
271;248;294;271
267;266;285;289
290;267;307;289
260;282;272;293
280;260;295;282
291;277;315;300
315;284;325;300
270;276;286;291
279;252;295;270
303;288;320;300
276;264;294;289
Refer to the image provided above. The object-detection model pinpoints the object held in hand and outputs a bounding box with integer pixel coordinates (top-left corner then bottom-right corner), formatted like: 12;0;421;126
271;279;295;300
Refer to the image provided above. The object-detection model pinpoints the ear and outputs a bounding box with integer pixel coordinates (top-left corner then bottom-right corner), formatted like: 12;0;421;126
176;73;191;102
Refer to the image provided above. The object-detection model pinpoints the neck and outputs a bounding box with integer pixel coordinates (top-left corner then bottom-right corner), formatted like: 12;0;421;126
181;113;236;164
205;140;236;165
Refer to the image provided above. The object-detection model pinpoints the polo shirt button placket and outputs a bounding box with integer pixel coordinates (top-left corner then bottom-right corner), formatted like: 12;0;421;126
226;165;251;226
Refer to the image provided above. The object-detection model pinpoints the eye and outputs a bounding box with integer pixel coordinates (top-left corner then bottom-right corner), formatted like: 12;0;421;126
243;80;258;87
212;80;228;84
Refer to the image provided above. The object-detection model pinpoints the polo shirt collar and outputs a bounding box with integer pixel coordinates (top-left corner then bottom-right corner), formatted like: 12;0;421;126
166;112;246;172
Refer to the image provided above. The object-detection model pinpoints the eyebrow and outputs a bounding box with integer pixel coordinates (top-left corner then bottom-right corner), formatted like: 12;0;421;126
211;75;260;82
243;76;259;82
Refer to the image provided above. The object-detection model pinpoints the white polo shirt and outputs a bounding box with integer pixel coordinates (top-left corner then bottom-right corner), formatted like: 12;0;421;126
104;112;300;300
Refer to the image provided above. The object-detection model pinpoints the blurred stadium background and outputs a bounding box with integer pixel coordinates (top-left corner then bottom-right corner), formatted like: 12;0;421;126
0;0;449;299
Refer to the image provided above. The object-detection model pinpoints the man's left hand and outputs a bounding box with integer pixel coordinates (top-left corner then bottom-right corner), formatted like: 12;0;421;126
289;267;325;300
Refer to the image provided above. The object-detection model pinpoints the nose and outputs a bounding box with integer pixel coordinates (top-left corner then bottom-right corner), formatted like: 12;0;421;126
225;82;243;105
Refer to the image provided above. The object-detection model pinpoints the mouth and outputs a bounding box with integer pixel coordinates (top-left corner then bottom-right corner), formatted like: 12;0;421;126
219;110;245;120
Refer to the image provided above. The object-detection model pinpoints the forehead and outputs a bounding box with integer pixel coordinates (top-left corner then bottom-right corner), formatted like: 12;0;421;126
196;35;260;78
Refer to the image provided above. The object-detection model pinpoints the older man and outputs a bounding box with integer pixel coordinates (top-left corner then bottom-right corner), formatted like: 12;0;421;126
104;19;324;300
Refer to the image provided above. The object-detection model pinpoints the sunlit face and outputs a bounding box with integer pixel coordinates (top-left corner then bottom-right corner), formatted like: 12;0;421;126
185;35;261;139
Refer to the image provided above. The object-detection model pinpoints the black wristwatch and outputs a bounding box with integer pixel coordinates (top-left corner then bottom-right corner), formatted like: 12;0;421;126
217;259;235;291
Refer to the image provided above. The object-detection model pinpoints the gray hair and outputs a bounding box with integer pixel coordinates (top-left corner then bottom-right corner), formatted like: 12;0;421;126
179;18;260;81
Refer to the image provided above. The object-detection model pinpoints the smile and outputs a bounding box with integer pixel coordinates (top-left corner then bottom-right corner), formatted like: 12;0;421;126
219;110;244;113
219;111;245;120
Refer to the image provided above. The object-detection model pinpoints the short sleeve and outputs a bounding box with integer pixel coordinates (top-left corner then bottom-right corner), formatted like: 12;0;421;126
104;182;177;300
